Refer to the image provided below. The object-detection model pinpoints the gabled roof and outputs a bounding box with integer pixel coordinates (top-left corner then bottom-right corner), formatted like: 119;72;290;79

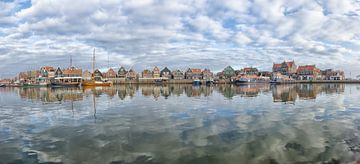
297;65;318;72
161;67;171;73
153;66;160;72
284;61;295;68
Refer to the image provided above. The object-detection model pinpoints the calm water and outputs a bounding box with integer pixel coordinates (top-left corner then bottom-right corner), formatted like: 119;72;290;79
0;84;359;163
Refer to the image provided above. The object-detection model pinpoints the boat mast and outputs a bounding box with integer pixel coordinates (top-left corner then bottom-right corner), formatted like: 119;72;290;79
70;55;72;68
92;48;95;73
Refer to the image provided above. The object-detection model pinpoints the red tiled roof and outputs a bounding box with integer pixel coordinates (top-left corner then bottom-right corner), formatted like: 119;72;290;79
273;64;282;68
63;69;82;75
297;65;318;72
191;68;202;73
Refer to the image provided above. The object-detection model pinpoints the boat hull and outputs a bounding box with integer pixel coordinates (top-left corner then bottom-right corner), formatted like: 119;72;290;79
233;80;249;85
51;82;80;87
206;81;214;86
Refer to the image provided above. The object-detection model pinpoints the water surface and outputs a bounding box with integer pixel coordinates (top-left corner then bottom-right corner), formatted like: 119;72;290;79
0;84;359;163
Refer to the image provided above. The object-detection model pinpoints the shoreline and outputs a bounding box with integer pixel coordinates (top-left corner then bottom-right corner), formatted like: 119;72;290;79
1;79;360;87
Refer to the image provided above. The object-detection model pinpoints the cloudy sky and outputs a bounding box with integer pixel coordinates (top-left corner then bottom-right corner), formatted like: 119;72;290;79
0;0;360;78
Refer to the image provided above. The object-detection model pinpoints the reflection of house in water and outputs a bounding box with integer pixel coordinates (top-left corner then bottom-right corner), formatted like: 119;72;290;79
117;85;131;100
153;86;161;98
221;85;236;99
272;85;297;103
321;84;345;94
141;85;153;97
234;84;269;97
170;84;184;96
272;84;344;103
161;85;171;98
296;84;320;100
203;86;213;97
19;87;83;103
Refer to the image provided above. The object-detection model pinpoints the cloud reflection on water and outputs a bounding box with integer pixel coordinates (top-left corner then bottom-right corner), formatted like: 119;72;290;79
0;84;359;163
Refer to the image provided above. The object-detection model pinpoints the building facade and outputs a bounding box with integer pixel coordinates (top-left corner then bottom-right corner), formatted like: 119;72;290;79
321;69;345;80
153;66;160;78
223;66;235;79
172;70;184;80
185;68;202;79
40;66;55;79
202;68;213;80
126;69;137;80
273;61;297;75
104;68;117;79
117;66;127;78
297;65;320;80
160;67;172;79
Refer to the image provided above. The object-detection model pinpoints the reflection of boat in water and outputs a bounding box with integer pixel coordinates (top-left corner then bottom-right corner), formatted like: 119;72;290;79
22;82;48;87
82;80;112;87
269;80;281;84
192;79;202;86
82;49;112;87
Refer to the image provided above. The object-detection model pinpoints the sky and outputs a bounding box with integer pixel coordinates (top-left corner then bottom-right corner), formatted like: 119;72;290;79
0;0;360;78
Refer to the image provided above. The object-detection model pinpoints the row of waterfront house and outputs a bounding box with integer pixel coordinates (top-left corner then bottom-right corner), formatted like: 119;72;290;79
0;60;347;85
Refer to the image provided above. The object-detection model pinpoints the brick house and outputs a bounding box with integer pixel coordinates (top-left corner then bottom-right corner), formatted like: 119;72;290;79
273;61;297;75
185;68;202;79
297;65;321;80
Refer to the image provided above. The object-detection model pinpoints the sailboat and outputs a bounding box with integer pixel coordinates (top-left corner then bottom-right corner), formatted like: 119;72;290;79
82;49;113;87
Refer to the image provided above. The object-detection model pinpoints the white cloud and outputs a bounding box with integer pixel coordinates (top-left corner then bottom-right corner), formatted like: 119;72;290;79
0;0;359;77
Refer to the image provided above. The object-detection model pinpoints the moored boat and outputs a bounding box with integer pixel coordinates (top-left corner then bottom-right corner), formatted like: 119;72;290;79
192;79;202;86
205;80;214;86
51;80;81;87
81;48;112;87
0;84;5;87
234;75;270;85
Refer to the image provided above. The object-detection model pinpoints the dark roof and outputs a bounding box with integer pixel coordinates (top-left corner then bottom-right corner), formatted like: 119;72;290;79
161;67;171;73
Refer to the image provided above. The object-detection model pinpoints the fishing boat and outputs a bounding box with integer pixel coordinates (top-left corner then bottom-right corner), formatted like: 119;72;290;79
192;79;202;86
205;80;214;86
51;56;82;87
51;79;81;87
82;49;112;87
234;75;270;85
51;69;82;87
269;79;281;84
